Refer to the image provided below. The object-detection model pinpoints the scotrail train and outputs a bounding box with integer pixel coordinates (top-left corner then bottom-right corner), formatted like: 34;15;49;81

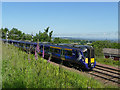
2;39;96;70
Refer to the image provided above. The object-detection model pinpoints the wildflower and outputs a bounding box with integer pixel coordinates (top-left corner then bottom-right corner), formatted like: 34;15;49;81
36;42;40;53
42;45;44;58
35;48;38;60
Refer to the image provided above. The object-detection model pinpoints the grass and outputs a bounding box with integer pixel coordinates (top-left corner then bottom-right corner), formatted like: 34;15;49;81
95;57;120;67
1;43;118;88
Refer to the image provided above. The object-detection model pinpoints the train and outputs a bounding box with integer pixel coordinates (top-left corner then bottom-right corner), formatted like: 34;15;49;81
2;39;96;70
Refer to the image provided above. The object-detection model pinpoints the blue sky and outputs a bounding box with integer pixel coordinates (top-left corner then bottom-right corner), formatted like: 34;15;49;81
2;2;118;40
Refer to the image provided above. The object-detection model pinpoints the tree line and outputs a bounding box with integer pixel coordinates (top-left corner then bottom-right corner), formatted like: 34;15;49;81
0;27;53;42
91;40;120;57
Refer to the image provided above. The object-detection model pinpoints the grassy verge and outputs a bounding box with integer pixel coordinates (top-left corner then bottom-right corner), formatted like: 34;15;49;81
96;57;119;67
2;43;118;88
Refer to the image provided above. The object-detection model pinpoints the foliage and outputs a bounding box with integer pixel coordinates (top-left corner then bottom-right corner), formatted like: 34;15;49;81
53;37;70;44
32;27;53;42
91;40;119;67
95;57;119;67
0;27;53;42
9;28;23;40
2;43;117;88
22;33;32;41
69;39;90;45
91;40;120;58
0;28;9;39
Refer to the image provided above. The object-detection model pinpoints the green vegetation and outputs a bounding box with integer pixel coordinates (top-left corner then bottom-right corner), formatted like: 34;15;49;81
91;40;120;57
96;57;119;67
53;37;70;44
2;43;117;88
0;27;53;42
91;41;119;67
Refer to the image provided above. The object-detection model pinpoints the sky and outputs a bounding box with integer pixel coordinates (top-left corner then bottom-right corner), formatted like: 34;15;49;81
2;2;118;40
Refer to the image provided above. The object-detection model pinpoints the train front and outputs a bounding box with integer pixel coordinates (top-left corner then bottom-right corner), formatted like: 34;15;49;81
80;46;96;70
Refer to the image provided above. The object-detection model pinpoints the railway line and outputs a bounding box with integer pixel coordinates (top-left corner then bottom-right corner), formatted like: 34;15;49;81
87;63;120;86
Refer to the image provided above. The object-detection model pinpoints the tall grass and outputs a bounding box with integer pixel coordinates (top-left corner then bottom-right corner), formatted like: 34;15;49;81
2;43;117;88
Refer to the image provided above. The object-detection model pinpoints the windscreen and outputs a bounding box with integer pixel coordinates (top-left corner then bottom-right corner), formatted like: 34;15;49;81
82;48;88;58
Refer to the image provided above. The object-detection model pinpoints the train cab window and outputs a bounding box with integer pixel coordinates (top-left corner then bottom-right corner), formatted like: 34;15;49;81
83;49;88;58
54;49;60;54
66;50;72;57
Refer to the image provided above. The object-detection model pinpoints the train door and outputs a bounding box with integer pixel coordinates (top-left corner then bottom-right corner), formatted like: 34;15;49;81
61;49;65;60
87;48;91;67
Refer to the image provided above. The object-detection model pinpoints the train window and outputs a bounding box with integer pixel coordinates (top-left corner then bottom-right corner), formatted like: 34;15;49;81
54;49;60;54
20;43;23;47
40;45;43;49
50;48;54;52
45;46;49;51
63;50;66;55
61;50;66;55
26;44;30;47
66;50;72;56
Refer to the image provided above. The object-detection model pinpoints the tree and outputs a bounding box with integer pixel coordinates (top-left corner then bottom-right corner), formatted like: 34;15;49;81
53;37;70;44
91;40;119;58
49;31;53;42
34;27;53;42
44;27;49;34
0;28;9;39
1;27;54;42
9;28;23;40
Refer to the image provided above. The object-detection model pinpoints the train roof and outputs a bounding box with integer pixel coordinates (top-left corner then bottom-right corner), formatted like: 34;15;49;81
42;44;92;51
3;39;93;51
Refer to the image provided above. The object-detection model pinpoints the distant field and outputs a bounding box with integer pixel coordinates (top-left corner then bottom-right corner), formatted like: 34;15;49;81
1;43;118;88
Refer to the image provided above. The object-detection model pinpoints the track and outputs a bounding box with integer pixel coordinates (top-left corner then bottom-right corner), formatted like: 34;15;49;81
87;63;120;86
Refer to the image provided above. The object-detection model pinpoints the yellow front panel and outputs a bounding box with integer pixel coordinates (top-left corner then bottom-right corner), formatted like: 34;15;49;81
85;58;88;64
91;58;94;63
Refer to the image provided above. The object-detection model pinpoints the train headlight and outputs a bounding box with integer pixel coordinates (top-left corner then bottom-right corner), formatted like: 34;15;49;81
91;58;94;63
85;58;88;64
